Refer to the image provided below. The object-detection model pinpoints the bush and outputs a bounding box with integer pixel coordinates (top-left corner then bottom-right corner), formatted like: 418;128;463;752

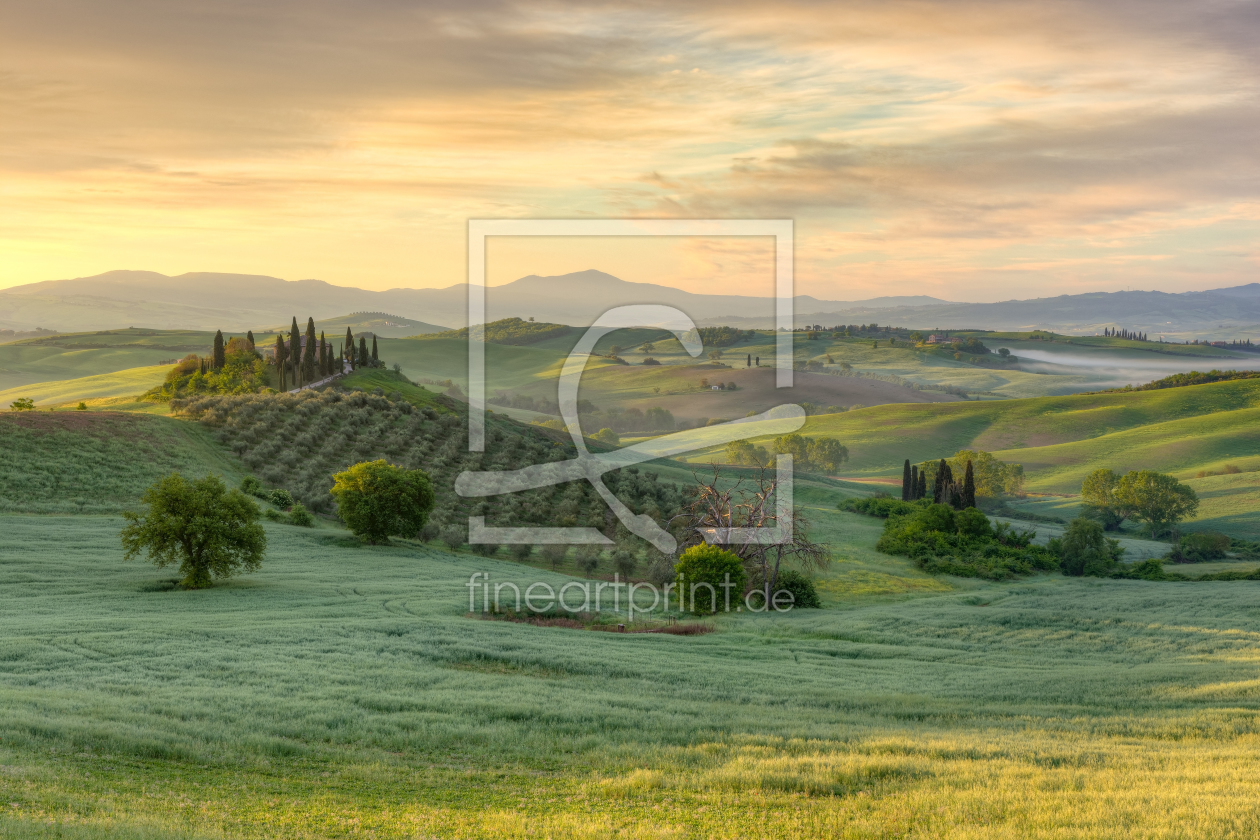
876;504;1055;580
510;543;533;562
268;488;294;509
674;544;746;615
76;402;88;411
331;460;435;544
240;476;265;497
841;496;921;518
1052;517;1124;576
1172;531;1230;563
9;397;34;412
288;503;314;527
472;542;499;557
771;569;821;609
592;428;619;446
263;508;284;522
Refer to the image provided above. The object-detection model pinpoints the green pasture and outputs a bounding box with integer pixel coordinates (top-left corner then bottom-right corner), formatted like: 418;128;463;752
0;365;171;408
2;514;1260;837
0;412;244;514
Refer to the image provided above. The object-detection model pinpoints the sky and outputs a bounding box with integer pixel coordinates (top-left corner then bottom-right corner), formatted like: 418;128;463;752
1;0;1258;300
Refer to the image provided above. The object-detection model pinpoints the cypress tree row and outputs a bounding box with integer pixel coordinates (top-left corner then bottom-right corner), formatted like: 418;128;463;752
212;330;226;370
302;317;317;382
902;459;912;501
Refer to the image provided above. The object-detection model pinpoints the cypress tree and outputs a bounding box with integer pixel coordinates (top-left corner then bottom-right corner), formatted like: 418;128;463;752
303;317;317;382
346;328;356;369
747;354;752;367
902;459;911;501
359;336;369;368
274;335;287;390
289;318;302;387
932;459;947;504
371;335;378;363
910;465;919;500
963;460;976;509
212;330;226;370
319;331;327;376
246;330;255;350
918;469;927;500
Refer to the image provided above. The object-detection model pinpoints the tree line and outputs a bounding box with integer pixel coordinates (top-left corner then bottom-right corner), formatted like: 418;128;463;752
1104;327;1148;341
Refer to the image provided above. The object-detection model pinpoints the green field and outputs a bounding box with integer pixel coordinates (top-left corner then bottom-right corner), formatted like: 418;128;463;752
3;513;1260;838
0;365;172;408
0;412;245;514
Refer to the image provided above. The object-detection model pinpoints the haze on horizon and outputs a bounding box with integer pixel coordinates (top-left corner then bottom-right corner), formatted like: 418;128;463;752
2;1;1258;301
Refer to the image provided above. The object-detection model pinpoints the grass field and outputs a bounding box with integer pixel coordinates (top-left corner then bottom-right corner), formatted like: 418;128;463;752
2;514;1260;838
0;365;172;408
0;412;245;514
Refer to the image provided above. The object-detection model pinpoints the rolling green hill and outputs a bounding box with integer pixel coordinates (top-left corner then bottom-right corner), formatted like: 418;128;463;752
0;411;246;514
0;364;171;408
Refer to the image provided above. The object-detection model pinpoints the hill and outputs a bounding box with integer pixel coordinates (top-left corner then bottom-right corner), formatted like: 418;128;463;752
0;365;172;409
302;312;446;338
0;411;245;513
9;268;1260;339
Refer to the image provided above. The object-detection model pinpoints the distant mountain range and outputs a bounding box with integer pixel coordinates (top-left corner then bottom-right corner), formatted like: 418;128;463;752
1;268;1258;338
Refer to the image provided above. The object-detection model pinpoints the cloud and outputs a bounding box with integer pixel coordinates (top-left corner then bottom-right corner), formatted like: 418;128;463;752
0;0;1257;299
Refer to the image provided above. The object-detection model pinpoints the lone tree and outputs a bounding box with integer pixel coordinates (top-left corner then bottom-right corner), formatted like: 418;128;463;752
1080;468;1127;530
120;473;266;589
331;460;435;544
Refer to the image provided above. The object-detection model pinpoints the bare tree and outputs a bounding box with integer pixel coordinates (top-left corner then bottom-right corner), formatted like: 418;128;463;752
674;464;828;607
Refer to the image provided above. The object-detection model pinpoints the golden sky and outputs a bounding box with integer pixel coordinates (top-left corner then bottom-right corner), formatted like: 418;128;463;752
1;1;1258;300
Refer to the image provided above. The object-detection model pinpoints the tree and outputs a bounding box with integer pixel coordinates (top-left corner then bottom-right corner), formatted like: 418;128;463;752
318;330;328;377
331;460;435;544
120;473;266;589
674;544;746;615
302;317;317;383
962;460;976;509
1056;517;1123;577
1115;470;1199;537
359;336;370;368
371;335;379;364
902;459;912;501
592;428;619;446
345;327;356;369
289;318;302;387
274;335;288;391
806;438;848;472
746;353;752;367
917;469;927;500
246;330;256;350
1080;468;1126;530
10;397;35;411
212;330;226;370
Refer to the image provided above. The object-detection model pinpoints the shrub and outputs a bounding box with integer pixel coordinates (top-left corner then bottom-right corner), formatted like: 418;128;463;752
576;545;601;577
9;397;34;412
1172;531;1230;563
642;357;660;366
268;488;294;509
510;543;533;561
674;544;746;615
876;503;1054;580
76;402;88;411
288;503;315;527
263;508;284;522
1053;517;1124;577
472;542;499;557
240;476;265;497
840;496;920;518
330;460;435;544
771;569;821;609
420;521;442;543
